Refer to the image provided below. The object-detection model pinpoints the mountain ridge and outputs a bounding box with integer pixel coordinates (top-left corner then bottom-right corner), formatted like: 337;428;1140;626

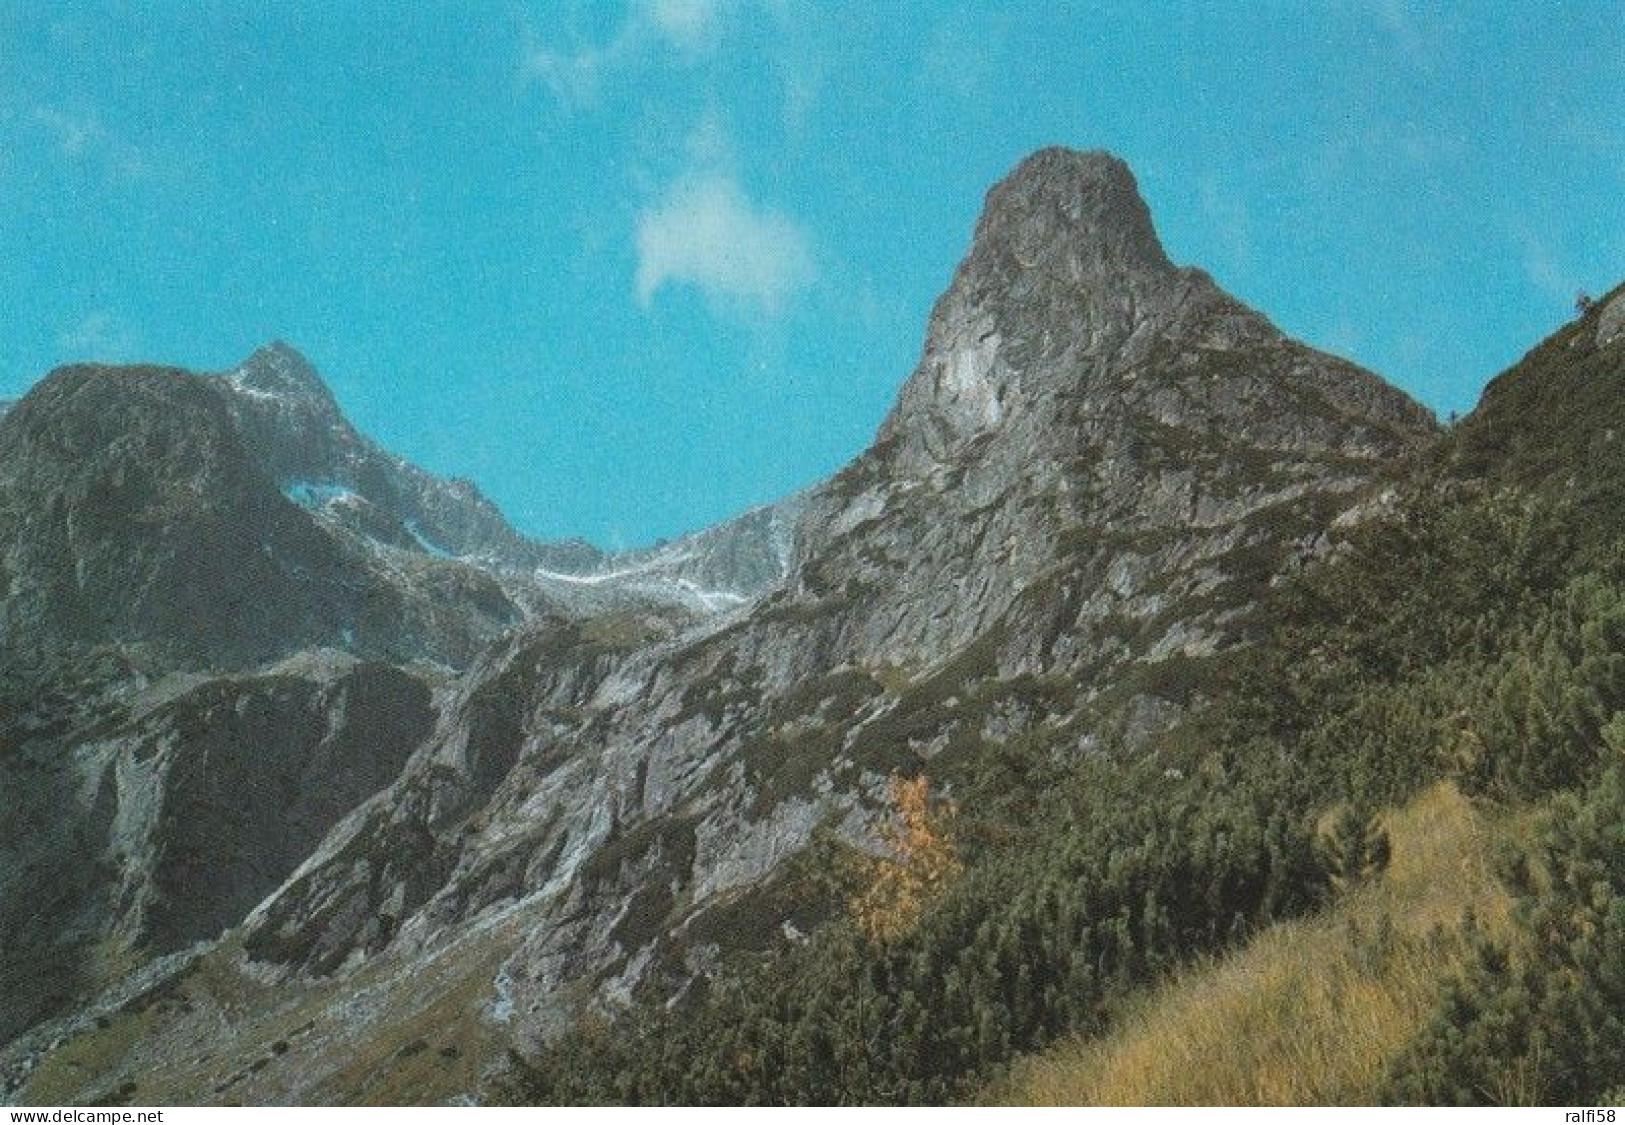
199;147;1436;1089
0;146;1477;1106
0;345;802;1054
213;342;806;614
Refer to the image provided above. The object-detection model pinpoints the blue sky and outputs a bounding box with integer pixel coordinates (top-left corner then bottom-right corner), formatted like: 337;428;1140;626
2;2;1621;547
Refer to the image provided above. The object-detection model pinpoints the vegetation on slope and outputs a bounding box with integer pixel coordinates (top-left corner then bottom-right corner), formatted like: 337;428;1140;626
496;295;1624;1106
997;292;1625;1107
992;782;1514;1105
996;549;1625;1105
1382;767;1625;1105
493;488;1553;1105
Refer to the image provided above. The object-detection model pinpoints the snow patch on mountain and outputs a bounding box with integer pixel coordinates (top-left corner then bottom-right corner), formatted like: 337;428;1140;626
282;481;355;510
403;519;456;559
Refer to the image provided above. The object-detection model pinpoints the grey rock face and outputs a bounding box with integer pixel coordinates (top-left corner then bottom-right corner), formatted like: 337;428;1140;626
0;366;369;671
1598;289;1625;349
0;654;437;1044
111;658;437;952
223;148;1437;1078
785;149;1431;673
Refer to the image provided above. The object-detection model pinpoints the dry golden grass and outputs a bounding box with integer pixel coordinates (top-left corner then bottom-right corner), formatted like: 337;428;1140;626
993;781;1515;1107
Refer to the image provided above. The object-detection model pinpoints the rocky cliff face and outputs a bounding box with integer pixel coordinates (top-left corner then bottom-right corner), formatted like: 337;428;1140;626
784;149;1429;673
0;653;437;1045
2;149;1441;1105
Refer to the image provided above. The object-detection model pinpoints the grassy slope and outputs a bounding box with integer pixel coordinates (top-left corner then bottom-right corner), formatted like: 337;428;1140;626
992;783;1519;1106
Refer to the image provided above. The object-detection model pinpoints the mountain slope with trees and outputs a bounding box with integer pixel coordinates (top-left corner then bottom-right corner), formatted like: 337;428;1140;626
3;156;1619;1108
501;283;1625;1105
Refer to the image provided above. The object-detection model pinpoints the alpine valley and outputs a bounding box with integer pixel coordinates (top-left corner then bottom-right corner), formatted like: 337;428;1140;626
3;149;1624;1106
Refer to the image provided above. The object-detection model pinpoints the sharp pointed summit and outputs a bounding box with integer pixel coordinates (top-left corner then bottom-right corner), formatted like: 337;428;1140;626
972;147;1173;279
870;149;1431;481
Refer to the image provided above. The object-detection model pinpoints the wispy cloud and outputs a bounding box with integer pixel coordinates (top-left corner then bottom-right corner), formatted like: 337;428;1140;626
1371;0;1428;64
523;0;731;107
1516;227;1581;307
57;310;143;361
33;106;147;179
1197;172;1255;274
648;0;728;50
635;169;815;312
524;5;821;315
917;10;1008;101
1302;119;1468;191
765;2;830;144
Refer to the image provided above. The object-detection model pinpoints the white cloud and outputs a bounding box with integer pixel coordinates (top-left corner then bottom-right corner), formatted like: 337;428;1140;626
522;6;820;315
33;106;146;178
57;311;142;361
523;0;730;107
1517;228;1580;307
681;108;733;168
648;0;726;51
635;171;814;311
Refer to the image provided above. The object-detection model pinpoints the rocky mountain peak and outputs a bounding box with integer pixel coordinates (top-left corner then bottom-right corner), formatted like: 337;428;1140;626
226;341;337;406
972;147;1173;281
0;148;1454;1104
871;149;1232;474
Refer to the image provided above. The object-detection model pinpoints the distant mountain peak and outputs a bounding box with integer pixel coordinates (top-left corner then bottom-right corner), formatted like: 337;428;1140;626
227;341;336;404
